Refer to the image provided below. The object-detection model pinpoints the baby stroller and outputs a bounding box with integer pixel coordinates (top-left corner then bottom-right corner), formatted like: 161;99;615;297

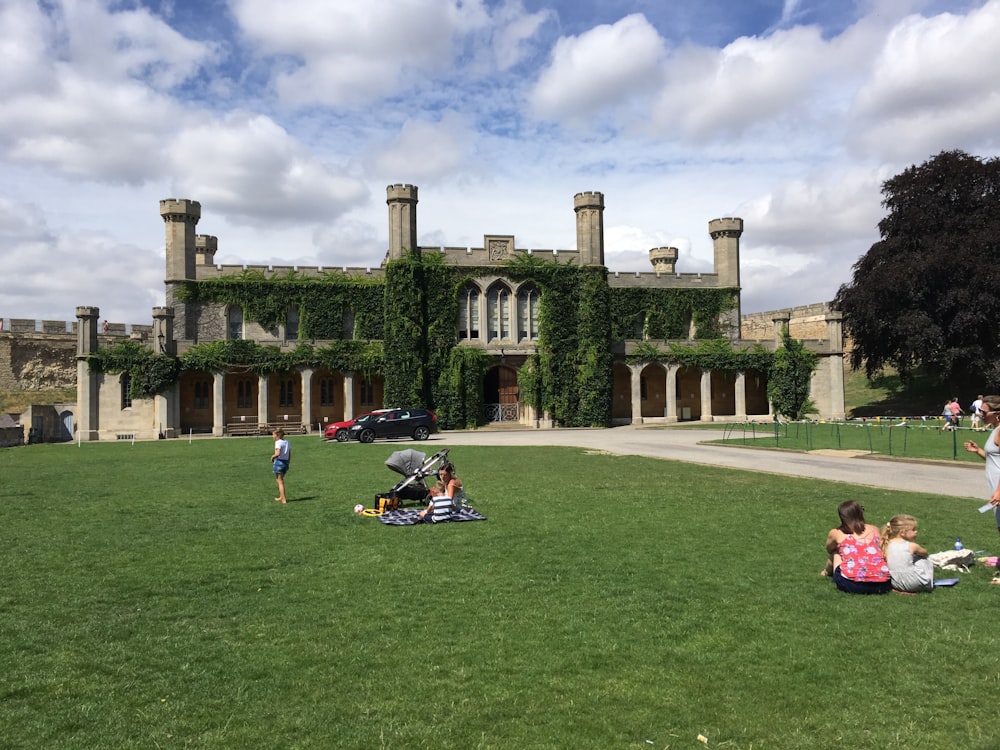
373;448;450;511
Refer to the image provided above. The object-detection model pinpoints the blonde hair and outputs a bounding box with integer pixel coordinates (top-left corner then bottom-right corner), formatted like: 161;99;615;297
881;514;918;554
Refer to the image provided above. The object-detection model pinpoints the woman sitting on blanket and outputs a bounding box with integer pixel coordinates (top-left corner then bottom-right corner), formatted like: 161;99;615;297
417;462;464;523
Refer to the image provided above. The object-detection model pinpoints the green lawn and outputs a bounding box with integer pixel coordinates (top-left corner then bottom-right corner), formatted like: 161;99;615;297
2;436;999;749
713;419;988;462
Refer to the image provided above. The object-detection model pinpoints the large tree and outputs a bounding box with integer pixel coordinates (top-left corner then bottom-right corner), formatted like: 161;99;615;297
834;150;1000;388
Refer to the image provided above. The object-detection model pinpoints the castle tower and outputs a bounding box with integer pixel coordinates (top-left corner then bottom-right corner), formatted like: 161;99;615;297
195;234;218;266
649;247;679;275
709;217;744;338
574;191;605;266
75;306;100;441
160;199;201;342
386;184;418;260
161;199;201;281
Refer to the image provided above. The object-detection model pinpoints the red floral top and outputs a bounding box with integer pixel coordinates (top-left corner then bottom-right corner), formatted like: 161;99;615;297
838;533;890;582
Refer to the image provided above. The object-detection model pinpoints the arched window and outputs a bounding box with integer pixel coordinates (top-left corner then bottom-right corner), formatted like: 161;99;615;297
458;285;480;340
279;378;296;408
194;380;210;409
516;285;540;341
486;284;512;342
343;310;356;339
633;312;646;339
319;378;335;407
236;379;253;409
286;307;299;340
228;306;244;340
120;374;132;409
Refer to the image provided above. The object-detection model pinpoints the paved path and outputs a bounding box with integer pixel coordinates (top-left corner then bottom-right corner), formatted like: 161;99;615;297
425;425;988;501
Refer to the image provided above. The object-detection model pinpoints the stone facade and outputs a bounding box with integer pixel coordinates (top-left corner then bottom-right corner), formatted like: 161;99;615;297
4;184;847;441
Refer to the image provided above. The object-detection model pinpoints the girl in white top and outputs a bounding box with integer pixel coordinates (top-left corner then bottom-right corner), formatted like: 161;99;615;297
881;515;933;592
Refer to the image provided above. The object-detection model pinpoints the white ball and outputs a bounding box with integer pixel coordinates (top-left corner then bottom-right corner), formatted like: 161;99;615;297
353;504;364;514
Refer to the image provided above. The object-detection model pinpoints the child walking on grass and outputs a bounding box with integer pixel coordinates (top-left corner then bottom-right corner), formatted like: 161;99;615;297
270;429;290;504
881;514;934;593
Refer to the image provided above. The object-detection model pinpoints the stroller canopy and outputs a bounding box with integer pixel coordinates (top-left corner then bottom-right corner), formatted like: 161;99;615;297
385;449;427;477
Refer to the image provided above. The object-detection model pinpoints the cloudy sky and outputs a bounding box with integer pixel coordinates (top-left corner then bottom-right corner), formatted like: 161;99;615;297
2;0;999;326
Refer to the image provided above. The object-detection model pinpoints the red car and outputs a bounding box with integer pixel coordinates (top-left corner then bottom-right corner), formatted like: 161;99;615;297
323;409;392;442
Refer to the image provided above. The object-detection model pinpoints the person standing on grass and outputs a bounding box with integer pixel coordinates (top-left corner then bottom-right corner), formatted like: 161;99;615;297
971;394;985;431
822;499;891;594
963;395;1000;583
881;515;934;593
271;428;290;504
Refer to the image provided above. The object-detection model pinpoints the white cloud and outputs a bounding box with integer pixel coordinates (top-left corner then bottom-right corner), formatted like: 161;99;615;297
529;14;666;121
365;113;477;182
230;0;491;107
169;113;370;225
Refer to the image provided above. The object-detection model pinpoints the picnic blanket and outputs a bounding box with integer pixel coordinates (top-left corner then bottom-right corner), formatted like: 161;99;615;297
377;507;487;526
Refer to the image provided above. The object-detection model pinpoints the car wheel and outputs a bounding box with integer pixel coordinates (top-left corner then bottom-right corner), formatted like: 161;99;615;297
335;429;349;442
359;429;376;443
412;426;430;441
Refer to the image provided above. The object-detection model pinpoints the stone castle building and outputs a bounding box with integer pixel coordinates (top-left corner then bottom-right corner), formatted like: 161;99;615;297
5;184;846;441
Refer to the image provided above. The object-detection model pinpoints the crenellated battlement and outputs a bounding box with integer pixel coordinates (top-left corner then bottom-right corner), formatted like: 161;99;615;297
607;271;720;290
0;318;154;338
195;264;384;280
708;217;744;238
159;198;201;222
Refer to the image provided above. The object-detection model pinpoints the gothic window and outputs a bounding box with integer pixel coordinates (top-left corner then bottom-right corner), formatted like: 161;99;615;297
236;379;253;409
458;285;480;340
486;283;512;342
319;379;335;407
359;379;375;406
516;285;540;341
286;307;299;340
121;374;132;409
279;378;296;408
194;381;210;409
228;306;244;340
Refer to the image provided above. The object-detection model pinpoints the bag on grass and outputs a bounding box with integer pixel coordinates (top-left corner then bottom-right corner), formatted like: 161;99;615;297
928;549;975;572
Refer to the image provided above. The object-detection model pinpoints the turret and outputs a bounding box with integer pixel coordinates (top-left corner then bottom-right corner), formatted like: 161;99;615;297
386;184;418;260
160;199;201;282
195;234;218;266
649;247;679;275
574;191;605;266
709;217;743;337
75;306;100;441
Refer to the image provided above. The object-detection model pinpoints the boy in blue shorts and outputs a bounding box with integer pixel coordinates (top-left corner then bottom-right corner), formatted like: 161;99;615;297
270;429;290;503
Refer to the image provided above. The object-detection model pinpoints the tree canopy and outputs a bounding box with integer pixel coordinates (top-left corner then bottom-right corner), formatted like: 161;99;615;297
834;150;1000;389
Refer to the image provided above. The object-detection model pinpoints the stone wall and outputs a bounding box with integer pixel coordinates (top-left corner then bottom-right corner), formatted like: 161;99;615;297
741;302;833;341
0;425;24;448
0;333;77;390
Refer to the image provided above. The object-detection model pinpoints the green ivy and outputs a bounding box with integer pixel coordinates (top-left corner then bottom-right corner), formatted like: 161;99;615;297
88;340;180;399
435;346;489;430
180;339;383;376
768;326;818;419
609;287;738;340
177;270;385;340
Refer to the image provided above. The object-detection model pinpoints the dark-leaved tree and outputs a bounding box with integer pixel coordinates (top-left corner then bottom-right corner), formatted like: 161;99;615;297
834;150;1000;389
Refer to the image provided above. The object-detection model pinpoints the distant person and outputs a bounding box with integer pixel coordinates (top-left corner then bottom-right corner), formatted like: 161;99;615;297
963;395;1000;583
822;499;891;594
949;397;963;428
270;428;290;504
418;461;464;523
971;394;985;431
881;514;933;593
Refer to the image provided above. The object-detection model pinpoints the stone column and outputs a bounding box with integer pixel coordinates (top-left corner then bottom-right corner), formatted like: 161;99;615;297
386;184;418;260
630;364;642;425
735;371;747;421
152;307;177;437
258;375;270;432
212;372;225;437
700;368;713;422
75;306;101;441
574;191;605;266
665;364;679;422
343;372;355;421
300;367;314;433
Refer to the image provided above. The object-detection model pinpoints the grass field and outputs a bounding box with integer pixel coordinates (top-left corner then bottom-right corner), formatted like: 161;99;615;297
2;436;1000;749
713;419;988;463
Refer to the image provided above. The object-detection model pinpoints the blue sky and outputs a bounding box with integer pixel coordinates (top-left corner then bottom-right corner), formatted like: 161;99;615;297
1;0;998;325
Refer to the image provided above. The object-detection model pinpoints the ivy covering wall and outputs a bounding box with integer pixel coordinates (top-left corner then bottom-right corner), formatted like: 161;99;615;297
94;256;793;423
178;270;385;340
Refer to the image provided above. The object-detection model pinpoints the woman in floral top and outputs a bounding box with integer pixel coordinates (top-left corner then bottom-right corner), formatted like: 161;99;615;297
823;499;891;594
